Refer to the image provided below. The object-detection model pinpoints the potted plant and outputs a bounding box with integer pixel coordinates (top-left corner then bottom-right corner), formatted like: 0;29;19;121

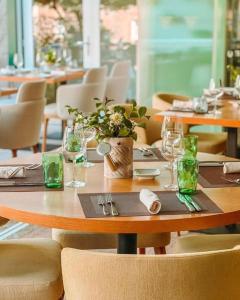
67;98;149;178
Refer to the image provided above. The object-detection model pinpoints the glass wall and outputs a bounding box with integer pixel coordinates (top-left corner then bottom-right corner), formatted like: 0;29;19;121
100;1;138;98
138;0;227;105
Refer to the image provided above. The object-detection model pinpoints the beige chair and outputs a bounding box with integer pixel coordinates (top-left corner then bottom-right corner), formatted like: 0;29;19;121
62;236;240;300
0;238;63;299
82;66;108;84
152;93;227;154
0;81;46;157
105;76;130;103
52;229;170;254
42;82;106;151
110;60;131;77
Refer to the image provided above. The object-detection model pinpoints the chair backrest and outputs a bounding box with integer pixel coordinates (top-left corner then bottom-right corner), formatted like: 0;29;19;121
16;80;46;103
83;67;108;84
110;60;131;77
152;93;189;111
56;82;106;120
62;247;240;300
105;76;129;103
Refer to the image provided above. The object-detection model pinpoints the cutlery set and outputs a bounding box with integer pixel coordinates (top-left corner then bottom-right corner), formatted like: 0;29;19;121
97;194;119;216
138;148;153;157
176;192;202;212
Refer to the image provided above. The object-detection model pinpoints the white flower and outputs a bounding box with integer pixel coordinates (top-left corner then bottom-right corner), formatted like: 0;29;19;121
110;112;123;126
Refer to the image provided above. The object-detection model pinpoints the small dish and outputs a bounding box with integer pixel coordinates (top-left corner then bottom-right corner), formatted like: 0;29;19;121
134;168;160;179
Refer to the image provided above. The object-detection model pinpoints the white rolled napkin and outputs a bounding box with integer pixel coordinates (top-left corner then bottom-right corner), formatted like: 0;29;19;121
139;189;161;215
223;162;240;174
0;166;26;179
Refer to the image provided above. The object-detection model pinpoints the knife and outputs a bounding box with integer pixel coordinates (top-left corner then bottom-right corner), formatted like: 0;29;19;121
199;161;224;167
0;181;44;187
176;192;195;212
183;194;202;212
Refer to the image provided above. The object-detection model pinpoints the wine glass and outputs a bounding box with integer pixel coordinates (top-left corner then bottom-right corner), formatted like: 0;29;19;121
204;78;223;115
62;125;86;188
161;130;183;190
36;51;45;71
13;53;24;71
81;126;96;168
63;48;73;67
161;116;184;169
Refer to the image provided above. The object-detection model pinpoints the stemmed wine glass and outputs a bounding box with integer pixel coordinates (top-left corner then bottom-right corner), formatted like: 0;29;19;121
63;48;73;67
204;78;223;115
62;125;86;188
161;116;184;169
13;53;24;71
80;126;96;168
160;130;183;190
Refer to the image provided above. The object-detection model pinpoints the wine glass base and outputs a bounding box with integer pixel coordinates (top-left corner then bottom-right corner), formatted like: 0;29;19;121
164;184;178;191
65;180;86;188
84;161;95;168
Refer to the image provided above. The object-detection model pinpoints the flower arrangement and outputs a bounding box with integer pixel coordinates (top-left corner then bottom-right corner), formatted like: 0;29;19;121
67;98;149;141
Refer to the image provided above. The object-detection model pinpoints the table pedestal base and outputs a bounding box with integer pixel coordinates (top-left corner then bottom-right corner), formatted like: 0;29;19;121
117;233;137;254
226;127;238;158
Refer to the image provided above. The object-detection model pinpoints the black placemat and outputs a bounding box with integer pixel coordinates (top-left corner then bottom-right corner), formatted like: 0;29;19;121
78;190;222;218
0;164;63;192
85;148;165;163
198;166;240;188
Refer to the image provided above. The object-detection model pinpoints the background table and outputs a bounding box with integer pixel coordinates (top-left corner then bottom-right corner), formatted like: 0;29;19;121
154;100;240;158
0;153;239;253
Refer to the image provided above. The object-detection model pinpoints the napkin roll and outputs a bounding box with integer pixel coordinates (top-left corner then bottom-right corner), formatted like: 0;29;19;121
223;162;240;174
139;189;161;215
0;166;26;179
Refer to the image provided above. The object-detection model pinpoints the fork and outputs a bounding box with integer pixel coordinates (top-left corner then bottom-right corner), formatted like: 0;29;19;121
97;195;110;216
106;194;119;216
221;177;240;184
26;164;42;170
139;148;153;157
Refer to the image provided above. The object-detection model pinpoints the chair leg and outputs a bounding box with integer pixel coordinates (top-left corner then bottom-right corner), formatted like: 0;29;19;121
11;149;17;158
177;231;181;236
42;117;49;152
32;144;39;154
154;246;166;255
139;248;146;254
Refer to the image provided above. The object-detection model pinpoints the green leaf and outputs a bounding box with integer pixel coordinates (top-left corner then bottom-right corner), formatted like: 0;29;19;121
119;128;129;137
129;112;139;118
138;107;147;118
114;106;125;113
136;122;146;129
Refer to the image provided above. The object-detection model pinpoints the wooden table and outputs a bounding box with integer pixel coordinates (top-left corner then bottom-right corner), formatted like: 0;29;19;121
154;100;240;158
0;152;239;254
0;88;18;97
0;70;85;85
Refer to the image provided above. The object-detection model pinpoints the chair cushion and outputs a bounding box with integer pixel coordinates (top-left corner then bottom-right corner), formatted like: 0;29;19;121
44;103;58;118
0;238;63;300
52;229;171;249
174;234;240;254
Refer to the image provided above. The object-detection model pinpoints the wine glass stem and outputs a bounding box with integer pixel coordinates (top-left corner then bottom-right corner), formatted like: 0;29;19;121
214;96;217;114
170;159;174;186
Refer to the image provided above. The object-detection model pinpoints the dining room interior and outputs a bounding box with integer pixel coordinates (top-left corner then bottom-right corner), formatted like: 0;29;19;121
0;0;240;299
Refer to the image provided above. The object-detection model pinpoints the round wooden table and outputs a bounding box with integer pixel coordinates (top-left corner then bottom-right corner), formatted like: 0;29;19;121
0;153;240;253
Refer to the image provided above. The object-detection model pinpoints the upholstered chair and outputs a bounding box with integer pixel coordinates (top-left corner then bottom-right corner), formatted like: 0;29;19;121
0;238;63;299
109;60;131;77
105;76;130;103
62;235;240;300
82;66;108;84
52;229;170;255
0;81;46;157
42;81;106;151
152;93;227;154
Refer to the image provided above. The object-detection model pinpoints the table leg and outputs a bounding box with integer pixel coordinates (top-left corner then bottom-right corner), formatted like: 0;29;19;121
117;233;137;254
226;127;238;158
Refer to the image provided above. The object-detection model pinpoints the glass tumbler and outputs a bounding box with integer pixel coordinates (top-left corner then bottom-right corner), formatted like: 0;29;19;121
42;152;64;188
182;135;198;158
177;158;198;194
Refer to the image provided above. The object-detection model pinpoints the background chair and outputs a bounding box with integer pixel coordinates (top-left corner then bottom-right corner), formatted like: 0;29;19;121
52;229;170;255
0;80;46;157
0;238;63;300
42;81;106;151
152;93;227;154
110;60;131;77
82;66;108;84
62;237;240;300
105;76;130;103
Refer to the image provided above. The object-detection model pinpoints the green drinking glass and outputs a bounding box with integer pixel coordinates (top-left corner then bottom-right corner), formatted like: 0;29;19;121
177;158;198;194
182;135;198;158
42;152;64;188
